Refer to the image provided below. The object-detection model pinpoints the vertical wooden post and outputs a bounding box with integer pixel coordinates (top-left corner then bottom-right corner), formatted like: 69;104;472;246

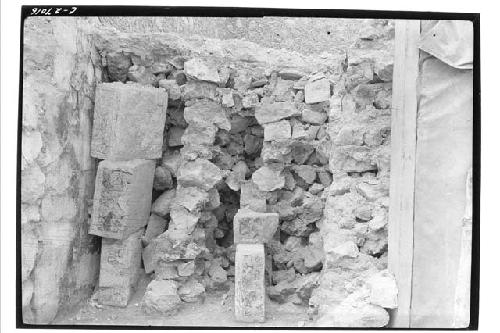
388;19;420;328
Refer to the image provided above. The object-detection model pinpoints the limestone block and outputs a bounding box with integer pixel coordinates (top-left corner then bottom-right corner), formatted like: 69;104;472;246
301;108;327;125
254;101;300;125
89;159;155;239
183;99;230;130
181;124;217;146
178;159;223;191
233;209;279;244
240;181;267;212
91;82;168;160
174;186;210;212
263;120;291;141
184;58;220;84
97;228;143;307
305;78;331;104
235;244;266;322
252;165;285;192
181;81;217;100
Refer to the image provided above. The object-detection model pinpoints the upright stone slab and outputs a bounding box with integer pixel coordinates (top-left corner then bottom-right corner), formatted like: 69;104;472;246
235;244;266;322
97;228;143;307
91;82;168;160
89;159;155;239
233;209;279;244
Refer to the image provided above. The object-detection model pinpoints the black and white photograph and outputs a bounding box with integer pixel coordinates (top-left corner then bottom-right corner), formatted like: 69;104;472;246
0;3;485;330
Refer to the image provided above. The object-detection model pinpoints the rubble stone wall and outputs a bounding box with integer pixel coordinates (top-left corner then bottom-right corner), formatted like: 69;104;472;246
22;17;397;326
21;17;103;323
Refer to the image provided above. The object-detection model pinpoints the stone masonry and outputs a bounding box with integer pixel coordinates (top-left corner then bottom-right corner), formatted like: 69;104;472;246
89;82;168;306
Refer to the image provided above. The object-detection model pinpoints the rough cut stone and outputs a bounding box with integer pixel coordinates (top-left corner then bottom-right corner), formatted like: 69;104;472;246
184;58;220;84
105;52;132;82
91;82;168;160
174;186;210;212
367;270;398;309
278;68;305;80
233;209;280;244
127;65;156;85
151;189;176;217
97;229;143;307
304;78;330;104
240;181;267;212
254;102;300;124
252;165;285;192
178;159;223;191
181;124;217;147
182;81;217;100
142;214;167;246
142;280;181;314
89;159;155;239
153;165;173;191
159;79;182;101
168;126;185;147
178;279;205;303
235;244;266;323
184;99;230;130
302;108;327;125
263;120;291;141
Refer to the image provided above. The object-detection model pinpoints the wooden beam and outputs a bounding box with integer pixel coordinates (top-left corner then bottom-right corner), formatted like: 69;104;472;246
388;19;420;328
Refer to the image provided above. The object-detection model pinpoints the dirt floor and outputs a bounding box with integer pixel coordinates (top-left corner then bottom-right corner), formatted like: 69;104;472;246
54;275;311;327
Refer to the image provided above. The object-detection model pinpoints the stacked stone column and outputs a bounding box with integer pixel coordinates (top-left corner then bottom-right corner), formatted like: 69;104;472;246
88;82;168;306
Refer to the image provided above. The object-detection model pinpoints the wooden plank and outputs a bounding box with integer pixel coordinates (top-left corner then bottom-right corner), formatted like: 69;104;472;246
387;19;420;328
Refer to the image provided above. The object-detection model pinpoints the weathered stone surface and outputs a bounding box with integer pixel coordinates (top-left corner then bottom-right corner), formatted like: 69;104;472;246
367;270;398;309
182;81;217;100
184;99;230;130
142;214;167;246
97;229;143;307
151;189;176;217
168;205;200;239
263;120;291;141
316;300;389;327
293;165;317;184
106;52;132;82
178;279;205;303
178;159;223;191
168;126;185;147
254;102;300;124
278;68;305;80
159;79;182;101
127;65;156;85
226;161;249;191
22;130;43;164
91;82;168;160
21;164;45;204
240;181;267;212
184;58;220;84
305;78;330;104
153;165;173;191
235;244;265;323
252;165;285;192
174;186;210;212
301;108;327;125
89;159;155;239
162;149;182;176
142;280;181;314
233;209;280;244
243;133;263;155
